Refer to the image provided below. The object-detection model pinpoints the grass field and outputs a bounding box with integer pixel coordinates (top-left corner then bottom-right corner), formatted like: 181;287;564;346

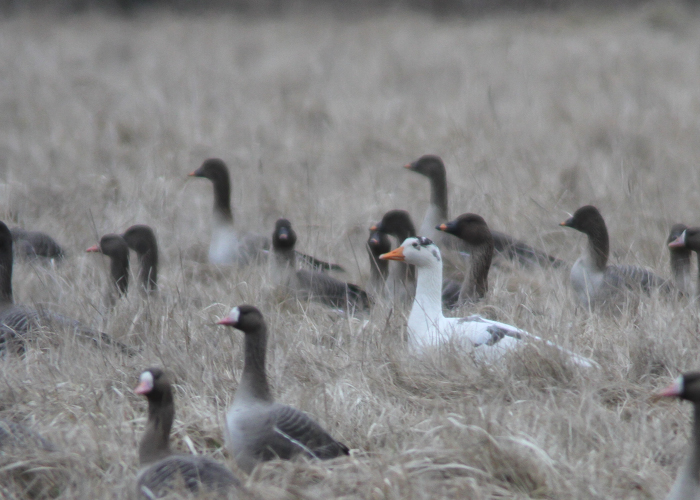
2;2;700;498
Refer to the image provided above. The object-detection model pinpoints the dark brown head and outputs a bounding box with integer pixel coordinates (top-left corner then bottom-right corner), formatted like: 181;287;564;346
272;218;297;251
669;226;700;252
370;210;416;240
659;372;700;404
437;213;492;247
404;155;446;180
216;305;266;335
122;225;157;257
189;158;230;185
86;234;129;259
134;368;171;402
560;205;606;235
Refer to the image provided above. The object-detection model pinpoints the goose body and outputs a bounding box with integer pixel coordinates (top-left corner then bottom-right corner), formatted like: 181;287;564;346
189;158;269;265
271;219;370;313
0;221;134;355
217;306;349;473
405;155;563;268
669;226;700;298
659;373;700;500
134;369;241;498
561;205;670;308
380;237;595;367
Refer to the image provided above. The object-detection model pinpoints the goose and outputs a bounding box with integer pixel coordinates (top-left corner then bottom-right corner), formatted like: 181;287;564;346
370;209;462;308
379;236;596;367
122;225;158;294
658;372;700;500
404;154;563;268
216;305;350;473
271;219;370;313
0;221;134;355
668;226;700;297
86;234;130;304
189;158;269;265
10;227;64;261
561;205;671;309
366;229;391;300
436;213;493;306
667;224;692;297
134;368;242;498
189;158;342;272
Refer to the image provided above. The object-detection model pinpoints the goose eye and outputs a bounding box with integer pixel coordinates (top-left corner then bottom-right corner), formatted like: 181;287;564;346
412;242;419;248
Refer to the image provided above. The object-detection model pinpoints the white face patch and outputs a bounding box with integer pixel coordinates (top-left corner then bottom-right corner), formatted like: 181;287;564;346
675;375;685;394
681;230;687;245
228;307;241;324
136;370;154;394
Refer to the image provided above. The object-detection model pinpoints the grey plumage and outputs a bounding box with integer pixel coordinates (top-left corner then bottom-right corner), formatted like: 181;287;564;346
10;227;64;261
218;305;349;473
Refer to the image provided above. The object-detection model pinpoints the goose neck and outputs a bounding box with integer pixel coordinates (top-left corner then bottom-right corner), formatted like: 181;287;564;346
670;249;691;296
239;326;273;403
463;244;492;301
428;171;448;220
0;247;12;304
585;224;609;271
690;403;700;482
413;261;444;319
110;255;130;297
138;250;158;292
139;392;174;466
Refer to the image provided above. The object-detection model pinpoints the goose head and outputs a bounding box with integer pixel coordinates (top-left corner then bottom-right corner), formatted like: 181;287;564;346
367;229;391;256
379;236;441;268
560;205;606;235
122;225;157;256
216;305;265;333
188;158;230;184
134;368;170;398
369;210;416;239
86;234;129;258
272;218;297;251
669;227;700;251
404;155;446;179
437;213;492;246
659;372;700;404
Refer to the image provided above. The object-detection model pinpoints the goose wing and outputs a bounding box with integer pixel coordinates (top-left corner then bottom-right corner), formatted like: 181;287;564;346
296;270;370;312
259;403;349;461
137;455;240;498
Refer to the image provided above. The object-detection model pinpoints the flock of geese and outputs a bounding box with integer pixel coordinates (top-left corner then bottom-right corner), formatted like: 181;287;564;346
2;155;700;498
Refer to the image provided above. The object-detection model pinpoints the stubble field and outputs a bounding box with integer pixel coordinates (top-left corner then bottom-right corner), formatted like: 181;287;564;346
2;3;700;498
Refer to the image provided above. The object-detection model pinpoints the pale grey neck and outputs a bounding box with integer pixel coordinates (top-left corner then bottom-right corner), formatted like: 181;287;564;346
412;261;444;321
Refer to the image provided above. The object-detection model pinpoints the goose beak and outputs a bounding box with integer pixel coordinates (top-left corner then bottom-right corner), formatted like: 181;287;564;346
668;231;687;248
658;376;683;398
187;171;197;177
369;224;379;232
560;218;573;227
216;317;236;326
380;247;405;261
436;222;455;234
134;380;152;395
403;162;413;169
278;228;289;240
85;244;100;253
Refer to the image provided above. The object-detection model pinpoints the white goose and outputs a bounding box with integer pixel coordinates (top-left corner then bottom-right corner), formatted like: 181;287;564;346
380;236;596;368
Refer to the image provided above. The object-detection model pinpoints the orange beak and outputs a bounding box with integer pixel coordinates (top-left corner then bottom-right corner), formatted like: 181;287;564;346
85;244;100;253
668;235;685;248
403;163;412;169
438;223;448;231
380;246;405;261
369;224;378;231
187;171;197;176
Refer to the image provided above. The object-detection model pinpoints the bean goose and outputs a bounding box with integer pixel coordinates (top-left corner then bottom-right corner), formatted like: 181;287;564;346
436;213;493;306
667;224;693;297
669;226;700;298
134;368;241;498
122;225;158;294
658;372;700;500
216;305;350;473
405;154;563;268
10;227;64;261
86;234;130;304
271;219;370;313
189;158;269;265
379;237;596;367
561;205;671;308
0;221;134;355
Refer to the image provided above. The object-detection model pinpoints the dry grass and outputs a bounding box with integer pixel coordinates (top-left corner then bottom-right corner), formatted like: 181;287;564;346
1;2;700;498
